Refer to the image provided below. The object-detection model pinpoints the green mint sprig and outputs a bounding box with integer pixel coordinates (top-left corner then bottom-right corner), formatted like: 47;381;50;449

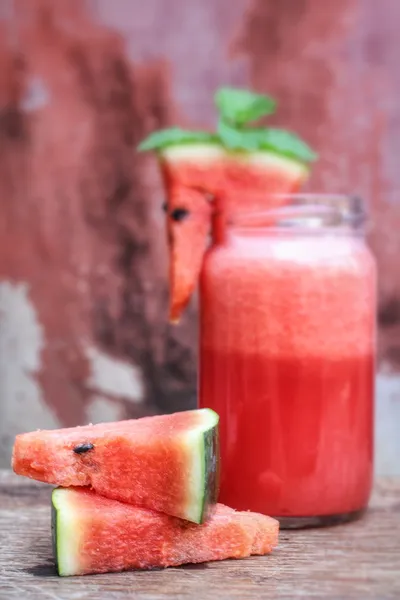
138;87;317;164
215;87;276;127
217;120;317;163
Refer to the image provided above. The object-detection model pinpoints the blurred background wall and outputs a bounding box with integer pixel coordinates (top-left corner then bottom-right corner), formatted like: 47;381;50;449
0;0;399;471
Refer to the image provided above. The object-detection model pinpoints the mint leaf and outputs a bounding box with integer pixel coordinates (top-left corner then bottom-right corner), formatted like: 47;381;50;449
215;87;276;126
218;121;316;163
257;128;317;163
217;119;262;151
138;127;217;151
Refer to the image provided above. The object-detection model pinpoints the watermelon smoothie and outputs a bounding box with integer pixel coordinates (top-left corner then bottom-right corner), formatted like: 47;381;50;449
199;195;376;527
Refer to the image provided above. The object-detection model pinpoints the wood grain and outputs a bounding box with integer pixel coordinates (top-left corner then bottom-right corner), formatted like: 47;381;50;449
0;471;399;599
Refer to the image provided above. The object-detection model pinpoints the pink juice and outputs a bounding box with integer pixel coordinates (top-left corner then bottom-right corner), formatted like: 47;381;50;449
200;209;376;525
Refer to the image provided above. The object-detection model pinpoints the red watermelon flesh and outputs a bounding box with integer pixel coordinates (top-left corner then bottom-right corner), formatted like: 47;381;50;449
13;409;219;524
52;487;279;576
160;143;309;321
166;186;213;322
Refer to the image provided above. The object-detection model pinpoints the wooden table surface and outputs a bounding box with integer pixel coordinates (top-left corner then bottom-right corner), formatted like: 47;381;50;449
0;471;399;599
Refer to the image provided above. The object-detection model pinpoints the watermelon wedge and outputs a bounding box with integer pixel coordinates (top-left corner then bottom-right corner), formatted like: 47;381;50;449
52;487;279;576
160;142;309;321
13;409;219;524
165;184;213;322
139;86;317;322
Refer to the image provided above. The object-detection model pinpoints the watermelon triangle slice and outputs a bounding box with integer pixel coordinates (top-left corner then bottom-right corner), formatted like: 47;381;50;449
165;185;213;322
139;87;317;322
160;142;309;321
52;487;279;576
12;408;219;524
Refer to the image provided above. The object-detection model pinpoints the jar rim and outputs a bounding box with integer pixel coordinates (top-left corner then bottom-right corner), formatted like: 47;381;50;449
229;193;367;233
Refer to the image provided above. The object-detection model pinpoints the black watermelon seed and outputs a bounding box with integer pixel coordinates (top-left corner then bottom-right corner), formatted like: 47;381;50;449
161;202;168;212
170;208;190;222
73;442;94;454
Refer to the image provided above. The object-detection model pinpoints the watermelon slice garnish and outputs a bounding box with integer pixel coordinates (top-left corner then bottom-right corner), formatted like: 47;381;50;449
52;487;279;576
12;408;219;524
139;87;317;322
164;184;213;322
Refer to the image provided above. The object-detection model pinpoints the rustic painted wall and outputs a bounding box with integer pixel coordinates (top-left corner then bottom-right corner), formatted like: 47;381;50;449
0;0;399;471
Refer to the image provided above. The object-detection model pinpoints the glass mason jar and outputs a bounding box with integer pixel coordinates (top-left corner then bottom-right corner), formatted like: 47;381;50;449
199;195;376;528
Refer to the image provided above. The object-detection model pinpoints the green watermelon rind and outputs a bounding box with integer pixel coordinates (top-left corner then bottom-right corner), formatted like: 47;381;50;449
201;419;220;521
52;488;81;577
159;142;310;179
182;408;220;524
